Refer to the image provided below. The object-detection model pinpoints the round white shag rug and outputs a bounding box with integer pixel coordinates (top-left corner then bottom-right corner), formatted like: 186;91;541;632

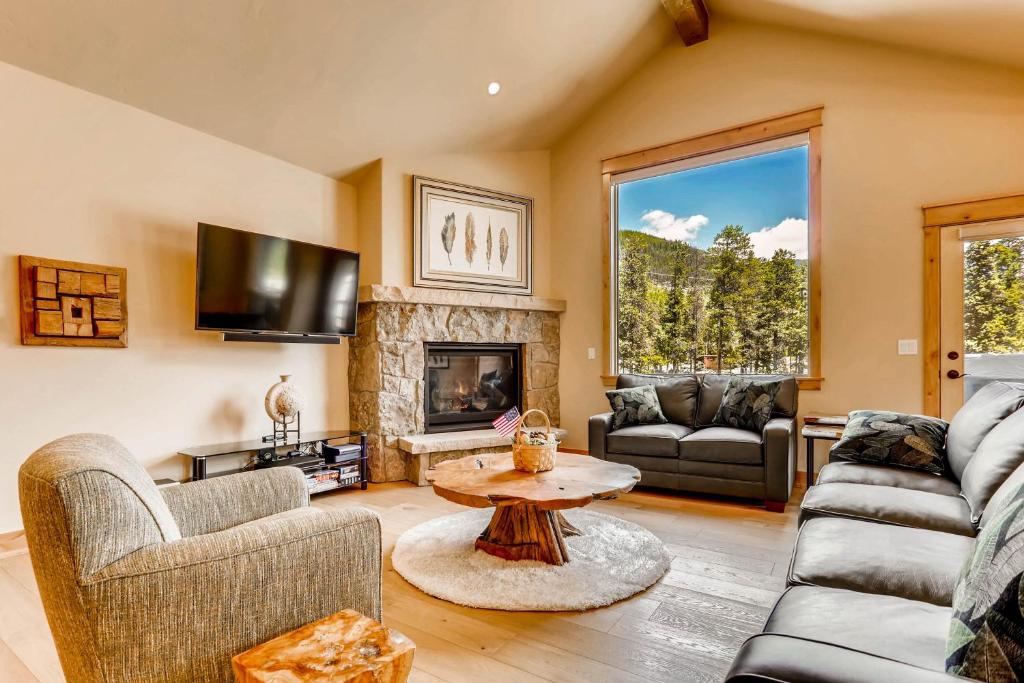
392;508;670;611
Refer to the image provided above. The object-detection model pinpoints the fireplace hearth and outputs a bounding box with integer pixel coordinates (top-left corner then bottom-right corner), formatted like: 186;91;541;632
424;343;521;433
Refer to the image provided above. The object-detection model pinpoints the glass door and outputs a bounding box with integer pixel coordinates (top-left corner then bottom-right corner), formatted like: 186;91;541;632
940;219;1024;419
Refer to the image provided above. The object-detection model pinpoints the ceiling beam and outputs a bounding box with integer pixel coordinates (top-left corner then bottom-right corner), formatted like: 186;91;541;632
660;0;709;46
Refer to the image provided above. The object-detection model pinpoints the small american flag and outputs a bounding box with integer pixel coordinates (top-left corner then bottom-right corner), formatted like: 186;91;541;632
492;407;521;438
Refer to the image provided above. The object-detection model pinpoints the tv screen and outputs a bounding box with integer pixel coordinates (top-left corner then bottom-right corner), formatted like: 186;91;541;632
195;223;360;336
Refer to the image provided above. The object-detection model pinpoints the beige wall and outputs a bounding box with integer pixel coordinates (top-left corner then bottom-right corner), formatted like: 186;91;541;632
353;152;552;296
0;62;356;532
6;16;1024;532
350;160;384;287
551;18;1024;461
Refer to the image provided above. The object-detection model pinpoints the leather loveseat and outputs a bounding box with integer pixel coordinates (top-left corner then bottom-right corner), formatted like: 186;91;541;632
726;381;1024;682
589;373;798;511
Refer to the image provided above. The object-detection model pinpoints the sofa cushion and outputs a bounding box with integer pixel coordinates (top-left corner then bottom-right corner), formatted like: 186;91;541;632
800;482;975;536
605;384;668;430
981;462;1024;529
606;423;692;458
816;461;961;497
696;373;798;426
677;460;765;482
765;586;952;670
960;408;1024;524
616;374;699;427
947;481;1024;678
726;633;958;683
712;376;782;432
606;452;679;474
679;427;762;465
830;410;948;475
790;517;974;606
947;381;1024;482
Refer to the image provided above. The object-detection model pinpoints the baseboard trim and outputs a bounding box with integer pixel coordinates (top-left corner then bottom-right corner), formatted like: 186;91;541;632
558;447;589;455
0;529;28;559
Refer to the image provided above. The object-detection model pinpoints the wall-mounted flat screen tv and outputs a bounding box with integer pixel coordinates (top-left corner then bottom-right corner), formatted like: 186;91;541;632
195;223;360;337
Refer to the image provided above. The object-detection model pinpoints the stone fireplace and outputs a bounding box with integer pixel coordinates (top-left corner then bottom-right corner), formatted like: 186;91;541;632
349;285;565;484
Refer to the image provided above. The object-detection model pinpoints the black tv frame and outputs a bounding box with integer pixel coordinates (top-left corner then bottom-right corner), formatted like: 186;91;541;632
194;223;360;343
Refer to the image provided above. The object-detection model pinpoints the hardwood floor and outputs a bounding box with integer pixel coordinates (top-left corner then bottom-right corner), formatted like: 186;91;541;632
0;482;803;682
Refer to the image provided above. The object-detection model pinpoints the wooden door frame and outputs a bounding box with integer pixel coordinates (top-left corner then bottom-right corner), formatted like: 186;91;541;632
921;192;1024;416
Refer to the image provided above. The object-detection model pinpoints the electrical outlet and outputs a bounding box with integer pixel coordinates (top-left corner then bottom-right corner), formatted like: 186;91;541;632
587;347;597;360
898;339;918;355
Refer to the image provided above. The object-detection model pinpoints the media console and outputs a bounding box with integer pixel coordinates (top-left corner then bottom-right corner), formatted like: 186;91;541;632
179;430;368;494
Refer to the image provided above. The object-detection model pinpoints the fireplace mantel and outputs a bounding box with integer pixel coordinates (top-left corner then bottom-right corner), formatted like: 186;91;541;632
359;284;566;313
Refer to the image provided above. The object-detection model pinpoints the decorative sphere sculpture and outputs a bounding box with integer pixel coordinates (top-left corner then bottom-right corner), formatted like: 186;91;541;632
265;374;305;424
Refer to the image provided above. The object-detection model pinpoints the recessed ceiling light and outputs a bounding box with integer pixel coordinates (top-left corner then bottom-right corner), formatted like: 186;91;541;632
487;82;501;96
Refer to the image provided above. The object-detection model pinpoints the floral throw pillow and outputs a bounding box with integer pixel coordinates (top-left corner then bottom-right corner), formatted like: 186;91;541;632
947;483;1024;680
606;384;668;431
712;377;782;432
831;410;948;475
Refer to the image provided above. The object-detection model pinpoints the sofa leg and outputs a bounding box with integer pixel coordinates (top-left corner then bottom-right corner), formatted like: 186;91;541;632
765;500;786;513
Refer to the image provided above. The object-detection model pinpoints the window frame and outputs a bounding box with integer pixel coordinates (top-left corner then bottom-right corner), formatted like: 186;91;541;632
600;107;824;390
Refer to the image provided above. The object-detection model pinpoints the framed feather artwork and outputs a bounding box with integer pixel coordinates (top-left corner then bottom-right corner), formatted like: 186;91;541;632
413;176;533;294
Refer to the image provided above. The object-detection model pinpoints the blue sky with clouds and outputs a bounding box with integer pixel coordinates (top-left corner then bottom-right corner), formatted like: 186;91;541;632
617;145;809;258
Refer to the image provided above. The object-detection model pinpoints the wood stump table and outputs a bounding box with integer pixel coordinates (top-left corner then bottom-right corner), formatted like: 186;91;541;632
232;609;414;682
426;452;640;566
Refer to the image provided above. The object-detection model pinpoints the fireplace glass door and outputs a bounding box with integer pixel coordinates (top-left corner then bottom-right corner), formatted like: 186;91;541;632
424;343;521;433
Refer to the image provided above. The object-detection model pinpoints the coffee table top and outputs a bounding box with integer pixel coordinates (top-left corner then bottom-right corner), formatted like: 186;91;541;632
231;609;414;682
426;452;640;511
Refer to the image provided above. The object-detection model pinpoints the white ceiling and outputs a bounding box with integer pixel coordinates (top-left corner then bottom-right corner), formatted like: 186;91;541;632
0;0;675;177
1;1;1022;178
714;0;1024;71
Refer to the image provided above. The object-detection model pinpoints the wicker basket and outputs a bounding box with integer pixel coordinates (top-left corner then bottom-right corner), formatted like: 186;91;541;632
512;409;558;473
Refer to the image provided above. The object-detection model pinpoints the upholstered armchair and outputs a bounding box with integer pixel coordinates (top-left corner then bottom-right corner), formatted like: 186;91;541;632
19;434;382;683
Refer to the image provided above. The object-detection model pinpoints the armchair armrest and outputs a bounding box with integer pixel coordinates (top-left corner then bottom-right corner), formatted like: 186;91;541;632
161;467;309;537
589;412;614;459
84;506;382;682
763;417;797;507
726;634;962;683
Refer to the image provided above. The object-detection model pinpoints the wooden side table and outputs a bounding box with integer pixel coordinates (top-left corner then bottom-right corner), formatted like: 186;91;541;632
802;415;848;486
233;610;415;683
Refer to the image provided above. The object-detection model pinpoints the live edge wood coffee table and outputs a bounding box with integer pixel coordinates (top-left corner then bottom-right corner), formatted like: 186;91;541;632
426;452;640;566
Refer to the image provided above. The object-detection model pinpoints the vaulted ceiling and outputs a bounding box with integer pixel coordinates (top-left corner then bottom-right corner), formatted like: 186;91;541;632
1;1;1022;179
713;0;1024;71
0;0;676;177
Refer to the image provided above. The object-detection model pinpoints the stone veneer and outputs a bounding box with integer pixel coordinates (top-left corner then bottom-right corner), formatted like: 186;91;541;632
349;285;565;483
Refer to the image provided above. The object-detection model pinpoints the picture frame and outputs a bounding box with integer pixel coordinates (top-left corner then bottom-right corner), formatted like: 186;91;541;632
426;353;450;369
18;255;128;348
413;176;533;295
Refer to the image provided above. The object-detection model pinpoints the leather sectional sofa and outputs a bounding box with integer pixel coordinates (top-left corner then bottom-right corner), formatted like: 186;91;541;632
726;381;1024;682
589;373;798;510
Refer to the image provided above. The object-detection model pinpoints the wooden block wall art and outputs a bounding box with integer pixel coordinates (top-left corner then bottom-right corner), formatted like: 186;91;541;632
19;255;128;348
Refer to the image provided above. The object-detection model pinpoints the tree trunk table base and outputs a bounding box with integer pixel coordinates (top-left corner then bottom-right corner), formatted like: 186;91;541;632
475;505;582;565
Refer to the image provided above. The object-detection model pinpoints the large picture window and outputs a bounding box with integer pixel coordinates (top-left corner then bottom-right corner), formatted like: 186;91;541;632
602;108;822;388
